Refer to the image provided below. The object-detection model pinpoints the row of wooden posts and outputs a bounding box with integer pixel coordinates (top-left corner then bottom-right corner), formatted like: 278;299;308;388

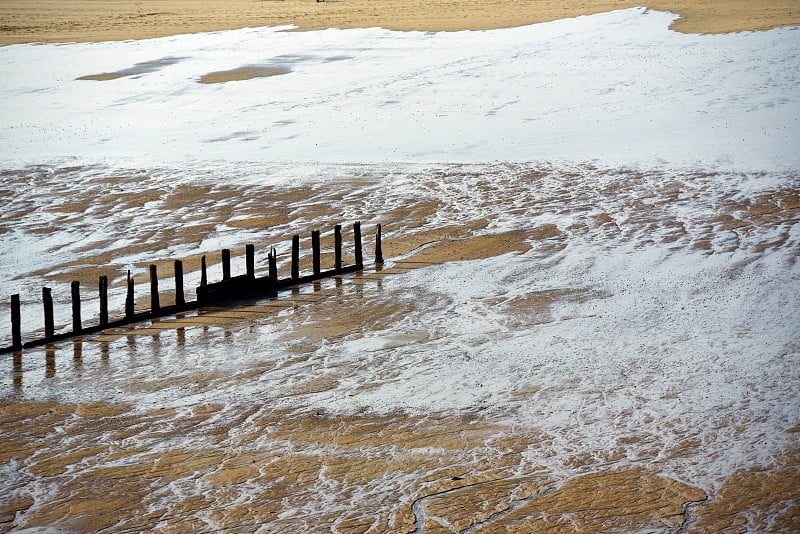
1;222;383;355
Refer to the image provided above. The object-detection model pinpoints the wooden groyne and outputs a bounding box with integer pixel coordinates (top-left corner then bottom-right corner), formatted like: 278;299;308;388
1;222;383;355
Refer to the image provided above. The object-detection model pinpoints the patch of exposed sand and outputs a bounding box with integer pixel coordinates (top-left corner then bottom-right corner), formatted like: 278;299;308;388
198;65;292;84
0;0;798;45
75;56;187;81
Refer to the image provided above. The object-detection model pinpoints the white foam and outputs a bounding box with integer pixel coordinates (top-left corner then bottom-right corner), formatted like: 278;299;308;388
1;9;799;169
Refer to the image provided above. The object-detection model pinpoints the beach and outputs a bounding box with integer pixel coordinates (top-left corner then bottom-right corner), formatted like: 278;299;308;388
1;1;799;532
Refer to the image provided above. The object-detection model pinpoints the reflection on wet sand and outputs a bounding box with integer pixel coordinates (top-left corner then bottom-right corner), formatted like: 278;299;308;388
12;352;22;391
45;346;55;379
72;341;82;367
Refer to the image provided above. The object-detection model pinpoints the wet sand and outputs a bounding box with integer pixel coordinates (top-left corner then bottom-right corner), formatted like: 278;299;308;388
1;0;799;45
1;162;798;531
4;400;795;532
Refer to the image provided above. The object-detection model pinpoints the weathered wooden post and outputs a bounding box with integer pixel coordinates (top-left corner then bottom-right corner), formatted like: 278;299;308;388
200;255;208;287
334;224;342;271
222;249;231;281
99;276;109;326
291;235;300;279
174;260;185;306
42;287;54;339
10;294;22;350
375;223;384;265
312;230;321;276
71;281;82;333
246;244;255;278
268;247;278;281
354;221;363;269
149;265;160;312
43;290;56;341
125;271;135;318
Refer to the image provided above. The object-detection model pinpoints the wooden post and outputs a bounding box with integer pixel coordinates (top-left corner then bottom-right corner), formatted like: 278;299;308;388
291;235;300;279
125;270;135;318
354;221;363;269
375;223;384;265
268;248;278;281
312;230;321;276
99;276;109;326
201;255;208;287
43;287;54;339
174;260;185;306
222;249;231;281
10;294;21;350
71;281;82;333
246;244;255;278
149;265;160;312
334;224;342;271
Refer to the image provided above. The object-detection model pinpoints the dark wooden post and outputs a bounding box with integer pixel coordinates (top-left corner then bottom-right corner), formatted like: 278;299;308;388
291;235;300;279
10;294;22;350
246;244;255;278
42;287;54;339
334;224;342;271
375;223;384;264
99;276;109;326
222;249;231;281
200;255;208;287
149;265;160;312
71;281;82;333
312;230;321;276
268;247;278;281
174;260;185;306
354;221;363;269
125;270;135;318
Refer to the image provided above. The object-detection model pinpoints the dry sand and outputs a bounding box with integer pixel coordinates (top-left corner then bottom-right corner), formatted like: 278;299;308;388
1;0;799;45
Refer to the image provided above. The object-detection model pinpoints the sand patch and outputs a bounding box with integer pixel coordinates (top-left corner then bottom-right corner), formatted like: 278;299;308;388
403;230;531;264
690;446;800;532
0;495;34;532
198;65;292;84
76;56;186;81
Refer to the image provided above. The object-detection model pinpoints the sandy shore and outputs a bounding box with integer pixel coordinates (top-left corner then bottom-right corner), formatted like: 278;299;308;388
1;0;799;44
1;1;799;532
